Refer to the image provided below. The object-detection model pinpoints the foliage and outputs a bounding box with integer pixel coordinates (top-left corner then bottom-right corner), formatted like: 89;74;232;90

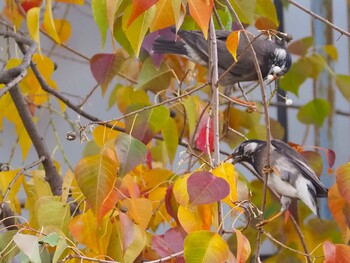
0;0;350;262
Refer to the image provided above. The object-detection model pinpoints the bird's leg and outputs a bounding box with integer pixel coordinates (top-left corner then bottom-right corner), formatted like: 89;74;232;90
256;196;291;228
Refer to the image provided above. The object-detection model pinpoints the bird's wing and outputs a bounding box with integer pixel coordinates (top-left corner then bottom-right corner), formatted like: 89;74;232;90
271;140;328;197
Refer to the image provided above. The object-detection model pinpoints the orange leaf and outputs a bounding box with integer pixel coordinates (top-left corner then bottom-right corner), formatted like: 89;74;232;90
324;241;350;263
43;0;61;43
328;184;350;243
27;7;41;52
128;0;159;27
335;162;350;203
120;198;153;231
226;30;241;61
235;229;251;263
188;0;213;39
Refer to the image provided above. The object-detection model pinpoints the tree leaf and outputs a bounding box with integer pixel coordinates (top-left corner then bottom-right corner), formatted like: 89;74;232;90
50;19;72;43
226;30;241;61
106;0;118;35
114;85;149;113
92;0;108;47
74;154;118;222
287;36;314;56
335;74;350;102
297;98;330;126
128;0;159;27
178;205;208;233
235;229;251;263
0;231;19;262
13;233;41;263
36;196;71;235
305;54;326;79
43;0;61;43
335;162;350;203
124;104;170;144
188;0;213;39
161;117;179;164
90;51;127;95
195;115;214;153
324;45;338;60
135;58;175;92
150;0;176;31
323;241;350;263
115;133;148;177
27;7;41;52
120;198;153;231
328;184;350;243
173;174;191;206
184;230;230;263
255;0;278;28
165;184;180;224
183;96;197;137
212;163;237;206
229;0;256;25
279;57;312;95
187;171;230;206
152;227;186;257
123;4;156;57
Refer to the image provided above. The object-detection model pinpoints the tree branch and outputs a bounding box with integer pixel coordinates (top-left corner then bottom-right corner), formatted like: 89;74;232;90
288;0;350;38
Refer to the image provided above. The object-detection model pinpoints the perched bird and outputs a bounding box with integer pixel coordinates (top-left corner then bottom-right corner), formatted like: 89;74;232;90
152;29;292;87
226;139;328;225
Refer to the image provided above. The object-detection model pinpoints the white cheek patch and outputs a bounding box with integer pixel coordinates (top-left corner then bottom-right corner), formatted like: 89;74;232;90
274;48;287;60
244;142;259;155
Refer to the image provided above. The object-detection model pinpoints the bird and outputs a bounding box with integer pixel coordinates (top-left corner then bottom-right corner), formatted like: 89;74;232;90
152;29;292;87
225;139;328;226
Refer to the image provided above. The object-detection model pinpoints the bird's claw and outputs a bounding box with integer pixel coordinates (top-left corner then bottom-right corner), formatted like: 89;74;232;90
262;166;273;175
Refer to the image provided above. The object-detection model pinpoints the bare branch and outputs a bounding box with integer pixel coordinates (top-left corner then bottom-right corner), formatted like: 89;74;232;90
289;0;350;38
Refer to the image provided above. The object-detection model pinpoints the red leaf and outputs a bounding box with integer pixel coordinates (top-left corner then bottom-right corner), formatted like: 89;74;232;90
152;227;187;257
187;171;230;205
90;52;125;95
323;241;350;263
195;116;214;153
128;0;159;27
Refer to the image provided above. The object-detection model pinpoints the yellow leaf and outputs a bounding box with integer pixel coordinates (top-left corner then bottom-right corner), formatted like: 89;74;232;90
53;19;72;43
173;174;191;206
106;0;118;35
0;170;23;213
120;198;153;231
226;30;241;61
27;7;41;53
150;0;175;32
93;125;120;148
43;0;61;43
178;205;203;233
212;163;237;206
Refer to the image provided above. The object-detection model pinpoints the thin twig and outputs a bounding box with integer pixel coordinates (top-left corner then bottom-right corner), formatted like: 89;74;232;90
288;0;350;38
145;251;184;263
290;214;312;263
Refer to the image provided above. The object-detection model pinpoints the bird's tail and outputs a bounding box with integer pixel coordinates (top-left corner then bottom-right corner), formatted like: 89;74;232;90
152;38;187;56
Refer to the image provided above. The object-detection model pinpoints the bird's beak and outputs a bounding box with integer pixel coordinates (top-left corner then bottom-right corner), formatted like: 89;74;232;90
224;154;239;164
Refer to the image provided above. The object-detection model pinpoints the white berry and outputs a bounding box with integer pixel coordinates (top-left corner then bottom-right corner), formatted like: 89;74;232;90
286;98;293;105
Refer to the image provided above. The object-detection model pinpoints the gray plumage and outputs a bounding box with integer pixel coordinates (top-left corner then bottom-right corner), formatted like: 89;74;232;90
152;29;292;87
228;139;328;216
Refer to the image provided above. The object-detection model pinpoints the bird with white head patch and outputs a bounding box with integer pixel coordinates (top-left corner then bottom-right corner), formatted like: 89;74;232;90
226;139;328;226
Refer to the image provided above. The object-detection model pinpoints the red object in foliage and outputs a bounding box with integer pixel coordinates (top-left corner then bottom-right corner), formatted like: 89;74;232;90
20;0;42;13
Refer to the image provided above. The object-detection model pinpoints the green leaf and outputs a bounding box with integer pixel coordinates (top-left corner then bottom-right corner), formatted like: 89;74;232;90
305;54;326;79
122;4;156;57
297;98;330;126
36;197;71;235
74;154;118;222
0;230;19;262
279;57;312;95
161;117;179;164
184;230;230;263
135;58;175;92
214;8;232;30
39;232;60;247
113;16;134;55
335;74;350;102
124;104;170;144
115;133;148;177
256;0;278;26
183;96;197;137
229;0;256;25
91;0;108;47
